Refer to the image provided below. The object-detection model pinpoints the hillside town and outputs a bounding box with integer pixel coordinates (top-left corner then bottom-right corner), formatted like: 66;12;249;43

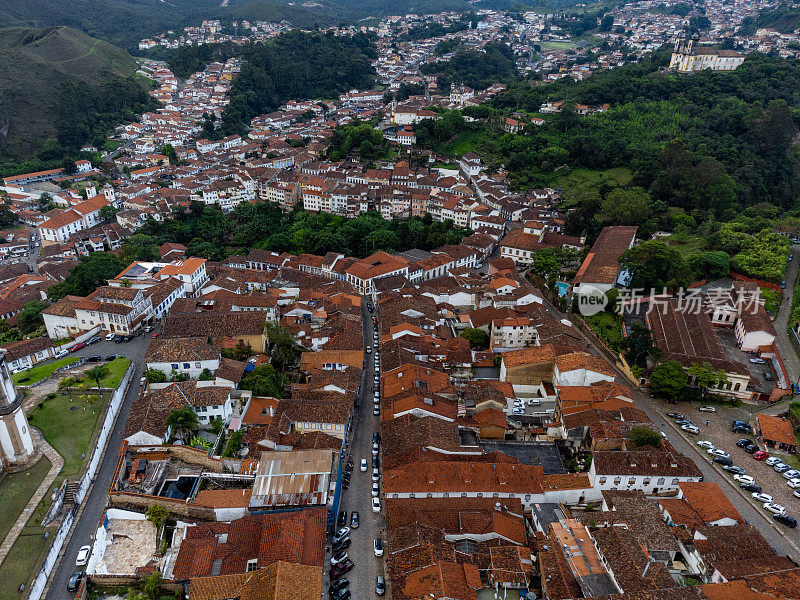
3;3;800;600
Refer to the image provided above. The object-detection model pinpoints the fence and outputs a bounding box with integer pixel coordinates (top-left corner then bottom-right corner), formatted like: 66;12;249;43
26;362;135;600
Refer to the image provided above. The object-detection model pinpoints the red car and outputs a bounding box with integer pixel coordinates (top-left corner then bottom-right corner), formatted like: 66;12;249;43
753;450;769;460
70;342;85;352
151;332;159;338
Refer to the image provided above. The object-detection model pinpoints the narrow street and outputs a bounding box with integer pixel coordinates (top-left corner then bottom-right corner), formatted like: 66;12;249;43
325;298;385;600
774;243;800;383
45;333;150;600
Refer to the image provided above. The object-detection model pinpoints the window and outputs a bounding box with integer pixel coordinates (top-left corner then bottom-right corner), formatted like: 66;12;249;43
246;559;258;572
171;364;178;370
184;363;190;369
599;477;607;484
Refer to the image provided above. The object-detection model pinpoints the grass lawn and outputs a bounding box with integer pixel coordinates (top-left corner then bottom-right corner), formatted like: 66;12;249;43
13;356;79;386
436;129;485;157
585;311;624;352
660;234;706;258
0;524;54;600
0;455;52;545
761;286;781;316
28;392;109;480
555;167;633;207
95;357;131;388
540;40;577;51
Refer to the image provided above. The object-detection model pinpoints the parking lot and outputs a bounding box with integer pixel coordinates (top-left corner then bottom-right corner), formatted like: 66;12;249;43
661;401;800;531
716;328;774;393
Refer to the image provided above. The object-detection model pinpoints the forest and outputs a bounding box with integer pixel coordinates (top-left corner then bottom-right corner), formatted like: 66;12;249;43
220;31;377;135
420;41;519;91
484;51;800;212
136;201;471;260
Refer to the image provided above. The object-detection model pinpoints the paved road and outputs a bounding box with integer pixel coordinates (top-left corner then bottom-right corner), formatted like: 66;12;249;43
45;332;151;600
774;243;800;383
327;298;385;600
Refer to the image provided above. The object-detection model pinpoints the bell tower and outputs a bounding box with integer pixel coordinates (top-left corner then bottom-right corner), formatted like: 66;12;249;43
0;350;35;468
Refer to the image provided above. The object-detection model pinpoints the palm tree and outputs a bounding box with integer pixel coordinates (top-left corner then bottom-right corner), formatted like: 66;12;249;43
58;376;76;400
85;364;110;397
166;407;199;443
145;505;169;544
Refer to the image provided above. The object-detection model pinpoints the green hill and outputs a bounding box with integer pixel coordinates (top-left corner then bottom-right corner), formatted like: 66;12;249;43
739;6;800;35
0;26;155;164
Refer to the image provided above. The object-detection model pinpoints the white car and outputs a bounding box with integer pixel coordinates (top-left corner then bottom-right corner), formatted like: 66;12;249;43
696;440;715;449
708;449;730;459
330;552;349;566
787;478;800;489
76;545;91;567
764;502;786;514
765;457;782;466
374;538;384;557
782;469;800;480
752;492;773;503
105;332;115;341
698;405;716;413
793;489;800;499
372;482;379;497
360;459;368;472
55;348;69;358
372;468;380;482
749;358;766;364
372;442;379;456
733;474;755;485
682;424;700;434
372;497;381;513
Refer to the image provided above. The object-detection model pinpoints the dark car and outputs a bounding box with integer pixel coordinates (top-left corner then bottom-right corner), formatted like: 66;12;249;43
329;579;349;595
732;426;752;434
332;590;351;600
351;511;359;529
122;335;133;343
740;483;762;493
105;355;119;361
666;412;684;419
376;576;386;596
114;335;125;344
333;538;351;552
744;444;759;454
70;342;85;352
675;419;692;427
86;336;101;345
715;458;735;467
67;571;83;592
774;513;798;528
329;559;354;580
736;439;752;448
373;432;380;443
722;464;745;473
86;355;101;363
372;456;379;469
337;511;347;528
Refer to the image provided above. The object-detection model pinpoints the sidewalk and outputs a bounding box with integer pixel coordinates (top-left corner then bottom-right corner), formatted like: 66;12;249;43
0;428;64;567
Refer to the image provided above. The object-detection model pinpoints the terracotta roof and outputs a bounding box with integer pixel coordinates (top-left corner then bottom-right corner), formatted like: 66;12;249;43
573;225;637;285
757;414;796;447
187;561;322;600
677;481;743;525
384;460;543;495
145;337;221;363
501;344;555;368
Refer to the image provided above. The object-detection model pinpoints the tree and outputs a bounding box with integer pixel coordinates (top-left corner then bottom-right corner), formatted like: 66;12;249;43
688;361;728;396
37;192;55;213
199;368;213;381
166;407;199;442
58;376;77;400
240;364;289;398
221;343;254;362
460;327;489;349
17;300;50;334
264;322;299;372
599;187;653;226
190;435;212;450
121;233;161;263
649;360;688;398
627;426;663;449
622;323;661;367
619;240;686;289
144;368;167;383
48;252;127;301
99;204;119;222
85;364;110;394
139;570;164;600
210;417;224;435
145;506;169;543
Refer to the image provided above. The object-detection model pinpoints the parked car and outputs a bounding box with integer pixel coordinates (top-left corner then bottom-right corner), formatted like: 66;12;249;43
114;335;124;344
698;405;716;412
783;469;800;480
329;559;354;580
682;424;700;434
708;449;730;459
372;442;379;456
143;325;154;333
329;579;349;595
736;439;752;448
374;538;384;557
376;576;386;596
332;528;350;546
793;489;800;499
787;478;800;489
749;358;766;364
764;502;786;514
54;348;68;358
752;492;773;503
741;483;762;493
744;445;759;454
70;342;85;352
373;405;380;416
765;456;782;466
753;451;770;461
675;419;692;426
86;355;101;363
104;332;115;341
714;458;734;467
75;545;91;567
333;538;351;552
360;459;368;472
67;571;83;592
732;426;753;434
330;552;349;567
372;497;381;513
720;463;742;472
337;511;347;528
697;440;715;449
666;412;684;419
86;336;100;345
105;355;118;361
372;468;380;482
774;513;798;528
733;474;755;485
774;463;791;473
332;589;351;600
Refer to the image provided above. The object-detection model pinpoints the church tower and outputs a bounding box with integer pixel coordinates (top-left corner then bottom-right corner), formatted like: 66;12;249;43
0;350;35;467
